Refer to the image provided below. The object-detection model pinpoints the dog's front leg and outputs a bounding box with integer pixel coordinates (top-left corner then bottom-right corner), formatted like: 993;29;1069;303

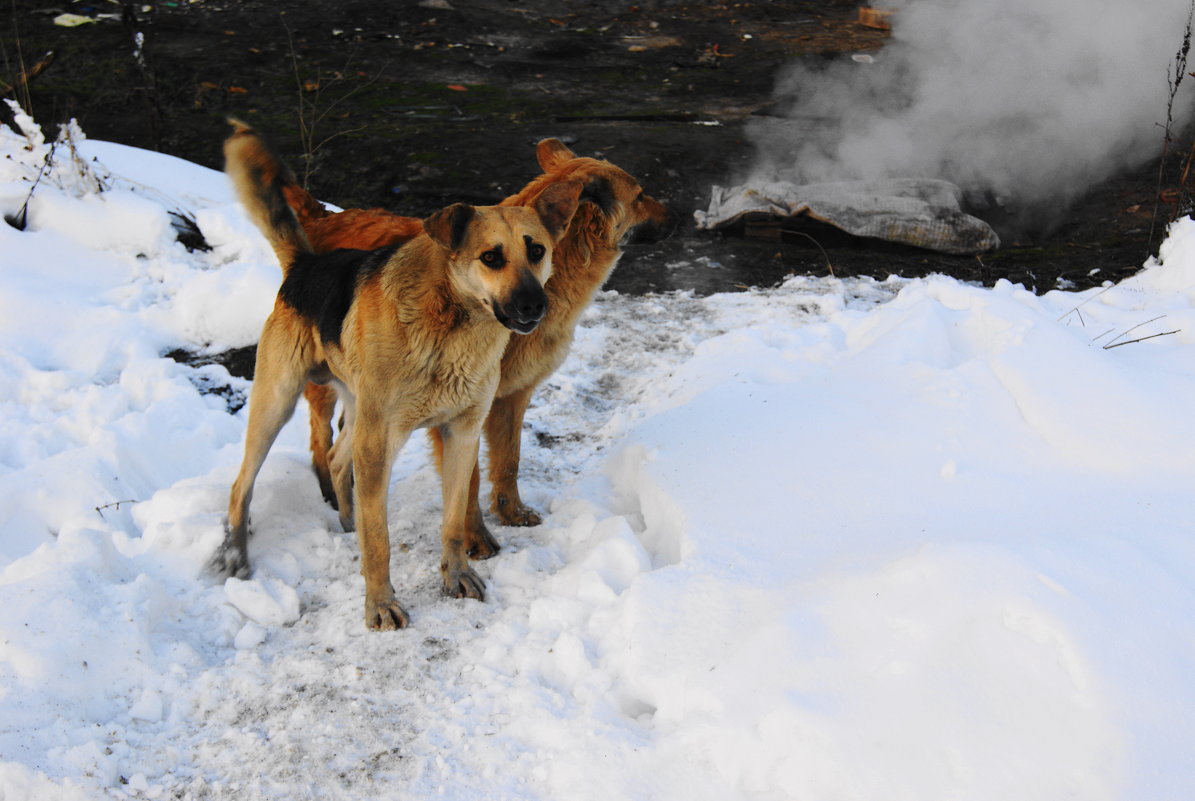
438;415;488;601
353;404;410;630
485;384;542;527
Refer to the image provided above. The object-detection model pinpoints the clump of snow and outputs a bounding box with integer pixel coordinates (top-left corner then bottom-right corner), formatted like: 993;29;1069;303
1132;214;1195;303
2;109;1195;800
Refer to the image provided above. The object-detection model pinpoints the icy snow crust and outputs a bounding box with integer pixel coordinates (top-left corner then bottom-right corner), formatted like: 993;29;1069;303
2;110;1194;799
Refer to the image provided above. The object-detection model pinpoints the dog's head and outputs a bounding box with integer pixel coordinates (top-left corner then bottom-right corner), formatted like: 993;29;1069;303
533;139;672;246
424;180;582;334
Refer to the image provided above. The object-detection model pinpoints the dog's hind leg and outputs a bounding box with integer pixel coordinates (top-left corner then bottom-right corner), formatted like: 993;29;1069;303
430;427;501;559
465;459;501;559
220;323;311;577
485;384;542;527
328;389;356;532
305;382;338;507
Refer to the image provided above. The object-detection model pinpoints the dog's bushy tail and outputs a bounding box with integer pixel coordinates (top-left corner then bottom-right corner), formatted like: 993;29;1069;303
224;119;312;271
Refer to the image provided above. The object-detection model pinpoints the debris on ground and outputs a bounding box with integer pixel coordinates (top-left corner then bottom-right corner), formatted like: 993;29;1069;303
696;178;1001;255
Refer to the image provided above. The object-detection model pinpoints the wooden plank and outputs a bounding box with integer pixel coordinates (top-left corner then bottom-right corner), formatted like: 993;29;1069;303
858;7;894;30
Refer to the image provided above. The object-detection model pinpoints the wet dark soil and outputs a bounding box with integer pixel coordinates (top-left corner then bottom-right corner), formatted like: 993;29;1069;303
4;0;1187;300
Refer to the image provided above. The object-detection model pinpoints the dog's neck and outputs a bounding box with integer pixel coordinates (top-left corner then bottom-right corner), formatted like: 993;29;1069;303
382;238;500;338
548;215;623;309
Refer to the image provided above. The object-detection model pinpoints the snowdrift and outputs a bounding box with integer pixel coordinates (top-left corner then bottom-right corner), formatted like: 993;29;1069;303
1;107;1194;800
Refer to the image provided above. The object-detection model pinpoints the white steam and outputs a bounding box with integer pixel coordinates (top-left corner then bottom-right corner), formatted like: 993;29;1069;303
749;0;1195;223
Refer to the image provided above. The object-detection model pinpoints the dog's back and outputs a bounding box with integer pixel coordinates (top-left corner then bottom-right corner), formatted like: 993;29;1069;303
233;131;426;253
304;207;424;252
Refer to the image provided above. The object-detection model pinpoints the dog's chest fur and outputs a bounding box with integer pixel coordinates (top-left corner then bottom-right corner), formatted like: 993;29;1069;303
498;246;622;396
286;247;510;427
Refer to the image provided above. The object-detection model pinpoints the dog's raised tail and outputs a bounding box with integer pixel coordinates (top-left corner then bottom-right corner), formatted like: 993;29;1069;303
224;119;312;271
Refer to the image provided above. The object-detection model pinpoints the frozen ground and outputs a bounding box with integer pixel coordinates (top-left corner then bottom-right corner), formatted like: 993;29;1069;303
1;107;1194;800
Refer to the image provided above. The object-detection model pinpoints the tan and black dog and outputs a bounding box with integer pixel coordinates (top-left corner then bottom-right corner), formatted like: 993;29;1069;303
216;122;581;630
279;139;669;558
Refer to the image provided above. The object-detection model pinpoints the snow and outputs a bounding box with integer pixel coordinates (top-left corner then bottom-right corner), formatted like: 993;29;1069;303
2;107;1194;800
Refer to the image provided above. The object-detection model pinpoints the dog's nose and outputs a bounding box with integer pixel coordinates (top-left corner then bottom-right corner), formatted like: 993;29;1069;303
513;290;547;324
495;270;549;334
631;203;676;244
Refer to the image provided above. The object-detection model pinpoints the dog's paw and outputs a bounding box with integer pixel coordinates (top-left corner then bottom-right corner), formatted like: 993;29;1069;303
315;469;338;511
364;595;409;631
512;506;542;527
494;496;542;528
208;538;251;579
466;526;501;560
441;564;486;601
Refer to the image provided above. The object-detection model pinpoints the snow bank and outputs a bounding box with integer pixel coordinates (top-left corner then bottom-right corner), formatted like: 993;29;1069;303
2;110;1194;800
0;110;275;564
603;271;1195;800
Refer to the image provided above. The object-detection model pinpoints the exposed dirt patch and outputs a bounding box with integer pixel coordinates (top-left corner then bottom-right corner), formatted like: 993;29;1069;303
4;0;1186;303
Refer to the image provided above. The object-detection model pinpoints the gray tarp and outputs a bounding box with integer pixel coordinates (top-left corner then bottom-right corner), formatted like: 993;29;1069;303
694;178;1000;255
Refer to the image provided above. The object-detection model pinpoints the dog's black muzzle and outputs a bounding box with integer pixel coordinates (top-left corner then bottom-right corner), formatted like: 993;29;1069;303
492;273;548;335
628;206;679;245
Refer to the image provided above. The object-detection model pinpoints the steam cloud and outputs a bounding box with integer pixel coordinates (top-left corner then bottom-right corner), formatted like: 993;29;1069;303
748;0;1195;233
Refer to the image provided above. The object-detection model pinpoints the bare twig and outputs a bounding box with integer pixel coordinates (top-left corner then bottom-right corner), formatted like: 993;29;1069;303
5;0;33;116
281;13;385;188
1148;0;1194;256
4;140;56;230
788;231;834;277
1057;284;1113;323
1105;314;1169;348
0;48;55;99
1103;329;1181;349
1092;315;1182;350
95;499;138;519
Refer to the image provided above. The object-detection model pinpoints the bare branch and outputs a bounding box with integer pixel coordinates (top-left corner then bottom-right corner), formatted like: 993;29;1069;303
1148;0;1195;256
1058;285;1112;322
1103;329;1181;349
95;499;138;519
786;231;834;277
1105;314;1169;348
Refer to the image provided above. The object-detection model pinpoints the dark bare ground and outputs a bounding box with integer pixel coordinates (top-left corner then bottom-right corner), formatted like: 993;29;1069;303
3;0;1187;309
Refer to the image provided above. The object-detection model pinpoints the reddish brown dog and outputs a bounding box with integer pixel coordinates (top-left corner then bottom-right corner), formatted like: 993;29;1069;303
217;122;580;629
272;138;668;558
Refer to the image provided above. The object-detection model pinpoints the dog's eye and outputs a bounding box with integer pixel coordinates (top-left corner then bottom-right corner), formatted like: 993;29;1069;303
523;235;546;263
480;248;505;269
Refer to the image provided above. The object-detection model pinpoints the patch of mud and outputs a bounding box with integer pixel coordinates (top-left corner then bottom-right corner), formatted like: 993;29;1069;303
9;0;1186;308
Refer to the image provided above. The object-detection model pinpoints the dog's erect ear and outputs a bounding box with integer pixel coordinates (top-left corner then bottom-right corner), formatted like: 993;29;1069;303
579;176;616;218
423;203;476;251
536;138;577;172
534;179;583;240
